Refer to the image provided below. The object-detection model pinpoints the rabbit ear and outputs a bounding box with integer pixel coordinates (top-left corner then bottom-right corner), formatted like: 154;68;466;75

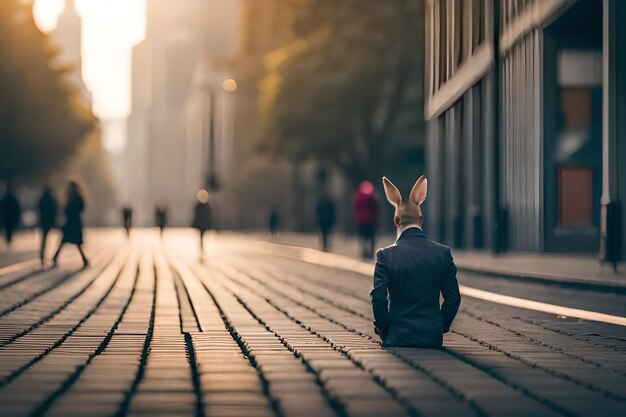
409;175;427;206
382;177;402;207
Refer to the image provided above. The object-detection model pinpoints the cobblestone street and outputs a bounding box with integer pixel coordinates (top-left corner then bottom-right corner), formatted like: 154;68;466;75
1;230;626;417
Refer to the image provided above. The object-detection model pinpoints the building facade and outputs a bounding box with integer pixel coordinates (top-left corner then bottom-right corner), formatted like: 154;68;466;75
125;0;239;226
425;0;626;260
53;0;91;105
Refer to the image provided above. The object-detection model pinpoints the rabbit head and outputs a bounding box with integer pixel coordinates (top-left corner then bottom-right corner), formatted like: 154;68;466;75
382;176;427;229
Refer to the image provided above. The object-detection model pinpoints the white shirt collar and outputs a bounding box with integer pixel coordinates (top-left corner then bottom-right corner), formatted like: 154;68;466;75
396;224;423;240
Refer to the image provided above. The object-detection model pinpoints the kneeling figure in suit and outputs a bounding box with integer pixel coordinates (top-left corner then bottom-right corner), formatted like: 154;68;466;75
370;175;461;348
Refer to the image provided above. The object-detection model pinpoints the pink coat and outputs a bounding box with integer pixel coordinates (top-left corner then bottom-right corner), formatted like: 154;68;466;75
354;191;379;226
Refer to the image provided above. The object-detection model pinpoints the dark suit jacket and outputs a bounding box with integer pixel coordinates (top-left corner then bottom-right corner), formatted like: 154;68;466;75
370;227;461;348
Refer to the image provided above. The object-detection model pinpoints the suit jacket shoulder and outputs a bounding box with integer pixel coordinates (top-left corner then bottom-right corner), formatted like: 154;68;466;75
379;234;450;255
376;243;396;257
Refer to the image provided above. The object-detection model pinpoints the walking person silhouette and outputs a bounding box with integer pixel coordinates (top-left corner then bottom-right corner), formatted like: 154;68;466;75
121;206;133;237
315;194;336;252
37;186;58;264
371;176;460;348
268;206;279;235
155;205;167;236
192;190;212;260
52;181;89;268
0;183;21;248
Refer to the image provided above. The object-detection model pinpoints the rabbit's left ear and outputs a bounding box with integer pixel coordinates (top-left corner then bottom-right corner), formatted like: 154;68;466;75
409;175;427;206
382;177;402;207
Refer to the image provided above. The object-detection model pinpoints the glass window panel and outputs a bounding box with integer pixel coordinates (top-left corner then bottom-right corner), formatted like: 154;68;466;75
558;50;602;87
556;87;592;161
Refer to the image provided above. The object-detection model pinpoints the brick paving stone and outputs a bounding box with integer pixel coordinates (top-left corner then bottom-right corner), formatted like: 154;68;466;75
0;245;114;319
201;265;410;417
0;247;118;350
214;258;569;417
0;260;42;289
2;230;626;417
203;404;275;417
247;255;616;412
40;252;144;416
186;261;338;417
0;251;139;417
123;251;196;417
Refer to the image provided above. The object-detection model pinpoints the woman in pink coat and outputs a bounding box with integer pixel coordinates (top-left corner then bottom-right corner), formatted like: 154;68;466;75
354;181;379;258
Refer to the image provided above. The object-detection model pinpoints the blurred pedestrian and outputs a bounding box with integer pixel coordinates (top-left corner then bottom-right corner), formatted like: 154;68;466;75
315;194;336;252
121;205;133;237
155;205;167;236
268;207;279;235
37;186;58;264
52;181;89;268
0;183;21;248
192;190;212;259
354;180;379;258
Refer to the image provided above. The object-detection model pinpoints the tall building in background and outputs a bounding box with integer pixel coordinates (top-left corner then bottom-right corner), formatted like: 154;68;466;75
223;0;299;230
52;0;118;227
53;0;91;104
425;0;626;262
126;0;240;226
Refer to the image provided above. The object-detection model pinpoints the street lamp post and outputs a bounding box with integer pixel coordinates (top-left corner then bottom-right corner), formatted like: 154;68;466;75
206;90;219;191
203;78;237;192
492;0;506;254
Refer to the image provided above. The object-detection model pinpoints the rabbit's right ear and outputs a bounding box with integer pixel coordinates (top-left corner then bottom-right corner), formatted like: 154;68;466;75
382;177;402;207
409;175;428;206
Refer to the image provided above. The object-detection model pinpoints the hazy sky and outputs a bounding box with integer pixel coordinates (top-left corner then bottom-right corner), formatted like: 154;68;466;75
33;0;146;120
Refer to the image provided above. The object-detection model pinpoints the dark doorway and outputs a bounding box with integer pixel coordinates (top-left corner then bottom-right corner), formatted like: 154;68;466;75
543;0;603;252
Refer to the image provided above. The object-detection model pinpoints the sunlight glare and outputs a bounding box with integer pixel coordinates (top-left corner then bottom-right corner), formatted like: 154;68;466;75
33;0;146;120
33;0;64;32
222;79;238;93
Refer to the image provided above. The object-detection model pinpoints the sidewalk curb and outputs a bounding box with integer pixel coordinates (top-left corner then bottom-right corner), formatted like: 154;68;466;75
456;265;626;294
249;234;626;295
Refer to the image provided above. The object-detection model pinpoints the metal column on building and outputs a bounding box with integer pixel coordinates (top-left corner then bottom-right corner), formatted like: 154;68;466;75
600;0;626;266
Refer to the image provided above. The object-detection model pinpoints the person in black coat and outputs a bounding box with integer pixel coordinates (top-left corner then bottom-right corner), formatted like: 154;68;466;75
268;207;279;235
52;181;89;268
371;176;461;348
121;206;133;237
315;194;336;252
37;186;58;264
192;191;212;258
0;183;21;247
155;205;167;236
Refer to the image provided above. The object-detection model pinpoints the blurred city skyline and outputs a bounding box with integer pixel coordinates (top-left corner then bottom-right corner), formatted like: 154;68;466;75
11;0;423;232
3;0;626;259
33;0;146;122
32;0;241;162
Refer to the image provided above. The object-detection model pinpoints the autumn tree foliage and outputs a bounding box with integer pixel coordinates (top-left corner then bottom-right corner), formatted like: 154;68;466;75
259;0;425;188
0;0;95;184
